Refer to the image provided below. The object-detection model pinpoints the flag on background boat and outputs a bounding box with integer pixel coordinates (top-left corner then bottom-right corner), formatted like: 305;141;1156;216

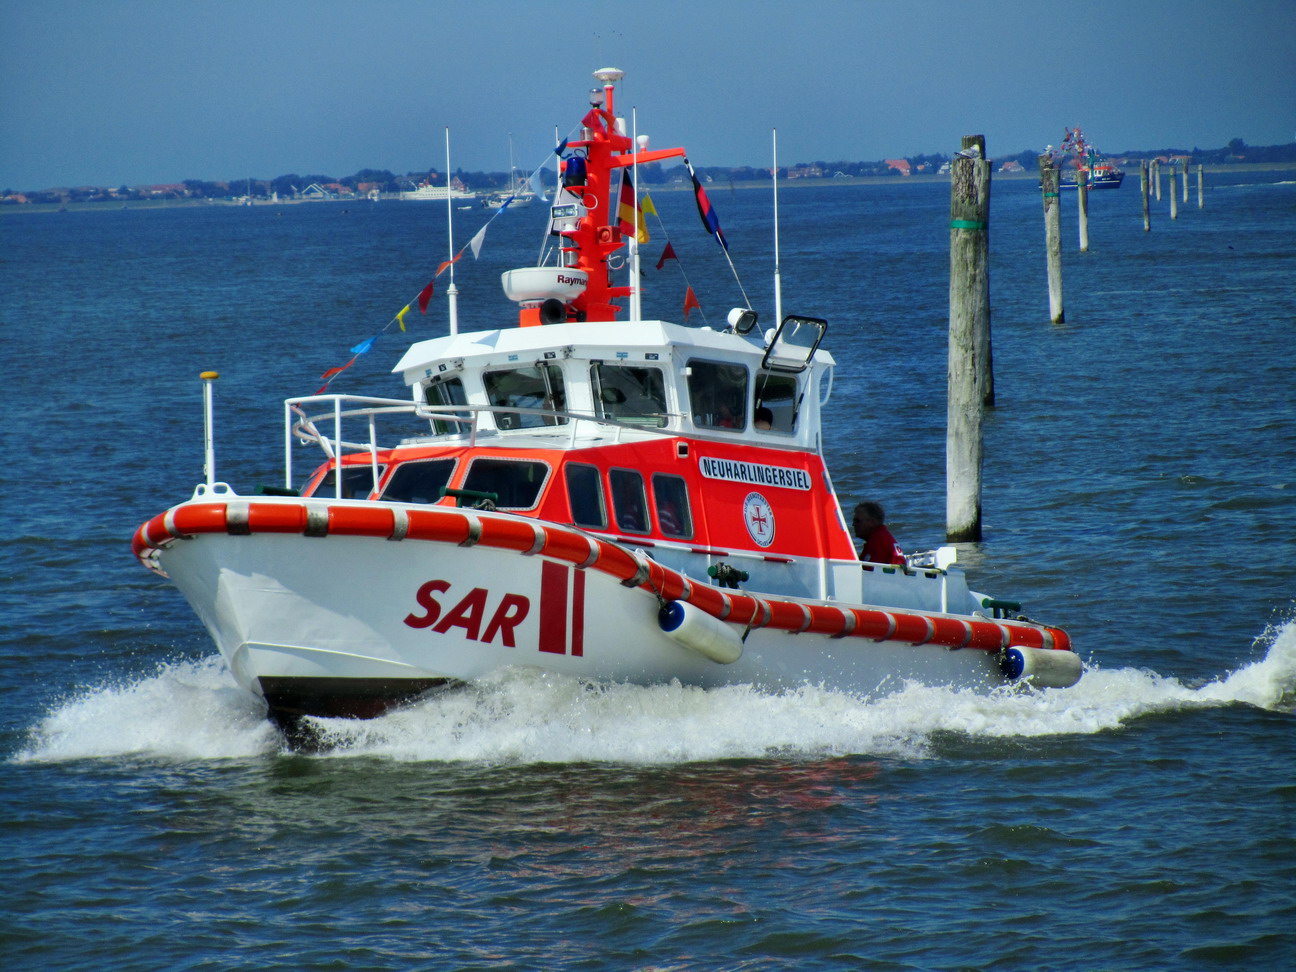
685;158;727;251
617;170;649;244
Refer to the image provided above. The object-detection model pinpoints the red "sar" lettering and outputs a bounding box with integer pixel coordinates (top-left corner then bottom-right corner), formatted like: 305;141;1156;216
403;579;531;647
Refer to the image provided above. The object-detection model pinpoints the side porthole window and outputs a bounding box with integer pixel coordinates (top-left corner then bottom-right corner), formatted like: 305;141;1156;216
461;458;551;510
651;473;693;539
379;459;456;504
565;463;607;529
312;464;386;499
609;468;649;534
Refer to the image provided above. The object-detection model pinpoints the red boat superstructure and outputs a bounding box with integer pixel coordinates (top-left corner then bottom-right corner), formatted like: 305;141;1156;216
133;69;1081;731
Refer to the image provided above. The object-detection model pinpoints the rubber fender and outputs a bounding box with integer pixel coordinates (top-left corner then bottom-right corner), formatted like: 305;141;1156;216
1000;646;1083;689
658;601;743;665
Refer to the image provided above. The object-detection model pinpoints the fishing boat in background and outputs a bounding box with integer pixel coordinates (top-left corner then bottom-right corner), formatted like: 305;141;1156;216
1060;126;1124;188
133;68;1082;735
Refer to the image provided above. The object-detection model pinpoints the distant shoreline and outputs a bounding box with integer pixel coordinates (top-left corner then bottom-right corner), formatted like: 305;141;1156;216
4;163;1292;216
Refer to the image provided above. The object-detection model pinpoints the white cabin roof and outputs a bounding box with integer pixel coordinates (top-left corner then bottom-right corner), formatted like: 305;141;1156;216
394;319;835;386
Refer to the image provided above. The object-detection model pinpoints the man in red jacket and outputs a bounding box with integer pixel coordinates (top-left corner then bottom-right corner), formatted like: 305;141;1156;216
852;501;905;565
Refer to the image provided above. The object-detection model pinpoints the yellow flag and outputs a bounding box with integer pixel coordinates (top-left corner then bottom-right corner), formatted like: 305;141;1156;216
640;193;657;217
396;304;411;332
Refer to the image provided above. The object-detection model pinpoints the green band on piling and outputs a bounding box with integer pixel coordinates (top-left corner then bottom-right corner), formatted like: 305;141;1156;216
949;219;987;230
1043;192;1059;198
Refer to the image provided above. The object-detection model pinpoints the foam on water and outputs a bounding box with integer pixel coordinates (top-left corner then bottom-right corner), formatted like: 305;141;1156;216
17;620;1294;765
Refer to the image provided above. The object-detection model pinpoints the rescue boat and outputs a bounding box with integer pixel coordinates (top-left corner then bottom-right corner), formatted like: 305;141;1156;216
133;68;1082;732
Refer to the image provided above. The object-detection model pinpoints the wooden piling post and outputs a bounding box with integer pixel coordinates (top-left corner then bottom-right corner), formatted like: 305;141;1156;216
1153;160;1161;200
1182;161;1190;203
1140;161;1151;231
1170;164;1179;220
1197;164;1204;208
1077;172;1090;251
1039;154;1064;323
947;134;991;542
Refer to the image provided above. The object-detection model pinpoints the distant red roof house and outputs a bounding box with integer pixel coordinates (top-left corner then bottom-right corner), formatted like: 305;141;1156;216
884;159;911;176
787;164;824;179
998;160;1025;173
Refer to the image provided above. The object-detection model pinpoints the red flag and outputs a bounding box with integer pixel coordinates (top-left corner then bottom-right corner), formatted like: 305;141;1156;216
417;281;435;313
436;253;461;277
683;286;701;321
582;107;606;132
316;355;358;393
655;241;677;271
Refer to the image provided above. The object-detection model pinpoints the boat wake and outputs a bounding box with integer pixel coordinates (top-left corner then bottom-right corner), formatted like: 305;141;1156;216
16;619;1294;765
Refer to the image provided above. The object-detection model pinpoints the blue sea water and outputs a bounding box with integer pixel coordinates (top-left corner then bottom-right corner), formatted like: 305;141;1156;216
1;172;1294;970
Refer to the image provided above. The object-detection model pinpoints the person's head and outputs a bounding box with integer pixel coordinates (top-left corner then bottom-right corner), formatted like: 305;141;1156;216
852;501;885;538
754;406;773;430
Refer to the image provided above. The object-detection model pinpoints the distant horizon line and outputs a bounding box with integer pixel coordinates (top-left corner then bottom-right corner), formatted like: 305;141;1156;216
7;137;1294;196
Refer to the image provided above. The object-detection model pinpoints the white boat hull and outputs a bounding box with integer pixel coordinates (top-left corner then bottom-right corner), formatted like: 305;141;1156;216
141;498;1074;724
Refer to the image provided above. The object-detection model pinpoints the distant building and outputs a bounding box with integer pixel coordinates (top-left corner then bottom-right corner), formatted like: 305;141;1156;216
884;159;911;176
998;160;1025;173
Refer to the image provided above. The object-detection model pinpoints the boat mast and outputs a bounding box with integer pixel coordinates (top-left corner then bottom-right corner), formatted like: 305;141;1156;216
630;108;642;322
444;127;459;336
558;68;687;324
772;128;783;326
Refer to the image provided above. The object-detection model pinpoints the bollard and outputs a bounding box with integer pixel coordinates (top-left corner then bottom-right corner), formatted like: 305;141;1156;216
1140;161;1151;232
1077;171;1089;252
1038;154;1064;323
947;135;991;542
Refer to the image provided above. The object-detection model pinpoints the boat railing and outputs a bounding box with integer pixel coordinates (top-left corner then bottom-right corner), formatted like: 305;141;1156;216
283;394;684;497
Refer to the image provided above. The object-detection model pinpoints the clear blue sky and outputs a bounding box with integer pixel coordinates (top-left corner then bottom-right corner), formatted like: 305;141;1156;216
3;0;1293;191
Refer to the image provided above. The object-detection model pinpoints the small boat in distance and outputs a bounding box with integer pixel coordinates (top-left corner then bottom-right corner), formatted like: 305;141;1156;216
1060;126;1124;189
483;133;537;208
133;68;1082;737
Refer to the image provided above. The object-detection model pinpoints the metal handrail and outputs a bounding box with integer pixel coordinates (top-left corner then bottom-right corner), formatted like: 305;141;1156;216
281;394;684;494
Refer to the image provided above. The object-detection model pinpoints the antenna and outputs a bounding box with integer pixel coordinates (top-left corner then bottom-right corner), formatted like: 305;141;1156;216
772;128;783;326
445;127;459;336
630;107;642;322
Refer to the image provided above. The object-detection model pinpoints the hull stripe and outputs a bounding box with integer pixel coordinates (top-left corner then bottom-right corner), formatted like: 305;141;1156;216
539;559;568;654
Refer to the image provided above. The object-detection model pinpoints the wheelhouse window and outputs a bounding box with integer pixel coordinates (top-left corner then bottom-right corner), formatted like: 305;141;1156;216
461;457;551;510
565;463;606;529
590;363;668;427
483;364;567;430
754;371;800;434
379;458;456;504
609;468;649;534
424;375;470;436
313;464;385;499
651;473;693;539
687;359;747;430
